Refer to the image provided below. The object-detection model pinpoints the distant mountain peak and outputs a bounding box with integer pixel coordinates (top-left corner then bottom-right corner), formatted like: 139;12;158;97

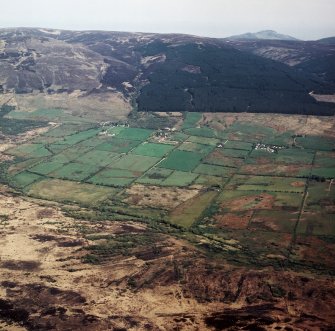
227;30;299;41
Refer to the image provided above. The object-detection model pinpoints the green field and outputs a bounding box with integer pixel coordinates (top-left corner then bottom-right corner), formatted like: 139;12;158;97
186;135;220;146
2;110;335;275
162;171;198;186
11;171;43;188
193;164;235;177
178;142;214;155
7;143;52;159
74;150;119;166
296;135;334;151
224;140;253;150
88;168;138;187
136;167;173;185
158;150;203;171
56;128;101;145
110;154;160;172
50;162;101;181
181;112;202;129
132;142;174;157
116;127;153;140
184;127;217;138
95;138;141;153
29;160;64;175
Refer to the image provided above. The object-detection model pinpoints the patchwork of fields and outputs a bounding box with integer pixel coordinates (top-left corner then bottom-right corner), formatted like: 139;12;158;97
2;111;335;273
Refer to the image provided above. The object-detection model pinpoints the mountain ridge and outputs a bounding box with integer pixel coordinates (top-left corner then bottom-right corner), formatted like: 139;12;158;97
0;28;334;116
227;30;299;41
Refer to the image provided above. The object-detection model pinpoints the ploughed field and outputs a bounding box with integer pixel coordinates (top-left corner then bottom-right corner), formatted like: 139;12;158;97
1;109;335;330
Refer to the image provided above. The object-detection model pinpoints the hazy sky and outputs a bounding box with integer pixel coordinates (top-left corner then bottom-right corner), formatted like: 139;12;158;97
0;0;334;40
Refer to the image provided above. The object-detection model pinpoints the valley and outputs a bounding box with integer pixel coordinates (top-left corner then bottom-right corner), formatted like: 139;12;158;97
0;27;335;330
0;106;334;330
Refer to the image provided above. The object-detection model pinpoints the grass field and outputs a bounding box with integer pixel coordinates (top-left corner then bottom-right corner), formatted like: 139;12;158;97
7;143;52;159
184;127;217;138
74;150;119;166
224;140;254;150
136;167;173;185
193;164;235;177
3;111;335;276
158;150;203;171
296;136;334;151
297;213;335;236
182;112;202;129
116;127;153;140
131;142;174;157
11;171;43;188
88;168;138;187
50;162;101;181
186;135;220;146
169;191;217;227
217;190;303;210
95;138;141;153
178;142;214;155
204;149;244;167
227;175;306;193
162;171;198;186
110;154;160;172
29;160;64;175
249;210;298;233
28;179;119;205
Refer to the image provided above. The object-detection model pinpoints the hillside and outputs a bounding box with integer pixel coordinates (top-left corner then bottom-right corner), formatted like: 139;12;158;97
0;28;334;116
224;38;335;92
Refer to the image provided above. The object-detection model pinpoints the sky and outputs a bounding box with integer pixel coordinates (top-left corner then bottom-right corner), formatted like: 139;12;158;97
0;0;334;40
